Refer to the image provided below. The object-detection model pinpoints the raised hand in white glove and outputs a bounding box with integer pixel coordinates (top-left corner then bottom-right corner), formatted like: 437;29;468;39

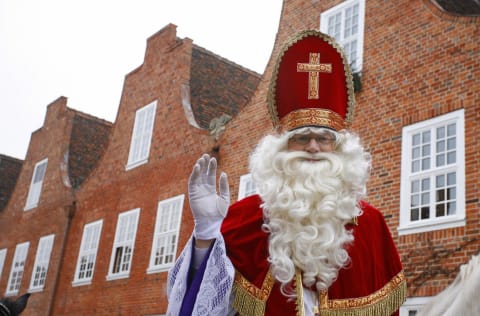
189;154;230;240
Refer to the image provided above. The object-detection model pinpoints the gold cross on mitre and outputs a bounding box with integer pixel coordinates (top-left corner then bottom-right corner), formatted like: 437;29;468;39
297;53;332;99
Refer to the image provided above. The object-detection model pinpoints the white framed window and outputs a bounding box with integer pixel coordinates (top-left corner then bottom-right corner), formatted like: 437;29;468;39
400;297;432;316
399;110;465;235
6;242;29;295
107;209;140;280
73;220;103;286
238;173;257;200
147;195;184;273
25;158;48;210
0;249;6;280
29;234;54;292
126;101;157;170
320;0;366;72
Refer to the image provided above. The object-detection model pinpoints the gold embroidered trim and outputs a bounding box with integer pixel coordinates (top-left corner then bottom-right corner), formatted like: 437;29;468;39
294;270;305;316
319;270;408;316
280;108;344;131
231;269;275;316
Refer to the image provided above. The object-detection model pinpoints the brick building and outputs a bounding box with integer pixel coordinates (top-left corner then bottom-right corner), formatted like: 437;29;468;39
0;1;478;315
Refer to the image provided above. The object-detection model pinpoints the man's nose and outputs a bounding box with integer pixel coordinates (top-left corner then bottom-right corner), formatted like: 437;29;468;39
305;138;321;153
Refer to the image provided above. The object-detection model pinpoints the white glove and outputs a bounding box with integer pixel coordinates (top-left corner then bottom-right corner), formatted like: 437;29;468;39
188;154;230;240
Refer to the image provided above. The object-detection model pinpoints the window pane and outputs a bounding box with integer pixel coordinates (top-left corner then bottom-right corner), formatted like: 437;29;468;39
422;158;430;170
436;126;445;139
447;172;456;185
412;147;420;159
436;154;445;166
436;189;445;202
412;133;420;146
411;180;420;193
422;144;430;156
422;131;431;142
437;140;445;152
447;123;456;136
411;194;419;207
422;178;430;190
447;151;456;164
421;207;430;219
436;174;445;187
447;187;456;200
421;192;429;204
447;202;456;215
411;208;419;221
447;138;456;150
412;160;420;172
436;204;445;217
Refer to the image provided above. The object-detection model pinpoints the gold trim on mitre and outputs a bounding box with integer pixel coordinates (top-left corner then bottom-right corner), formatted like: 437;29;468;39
280;108;345;131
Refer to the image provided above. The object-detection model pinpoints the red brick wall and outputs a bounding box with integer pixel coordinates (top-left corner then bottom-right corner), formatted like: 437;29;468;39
0;97;77;316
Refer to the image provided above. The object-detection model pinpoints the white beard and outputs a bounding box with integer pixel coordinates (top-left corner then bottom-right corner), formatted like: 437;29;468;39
249;131;370;295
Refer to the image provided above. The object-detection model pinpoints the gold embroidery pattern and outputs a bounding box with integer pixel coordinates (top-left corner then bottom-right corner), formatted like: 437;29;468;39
319;271;408;316
297;53;333;99
294;270;305;316
231;270;275;316
280;108;344;131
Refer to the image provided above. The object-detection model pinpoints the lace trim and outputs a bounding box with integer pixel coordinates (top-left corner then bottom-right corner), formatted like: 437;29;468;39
167;236;235;316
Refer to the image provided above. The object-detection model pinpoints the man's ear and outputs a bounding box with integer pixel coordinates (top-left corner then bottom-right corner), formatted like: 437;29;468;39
14;293;30;314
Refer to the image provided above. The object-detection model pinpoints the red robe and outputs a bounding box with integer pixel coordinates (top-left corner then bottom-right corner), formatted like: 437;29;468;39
221;195;407;316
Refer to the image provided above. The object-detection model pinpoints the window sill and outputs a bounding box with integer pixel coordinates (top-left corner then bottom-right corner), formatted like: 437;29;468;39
27;287;44;293
106;273;130;281
72;279;92;287
125;158;148;171
24;204;38;211
146;265;171;274
398;217;465;235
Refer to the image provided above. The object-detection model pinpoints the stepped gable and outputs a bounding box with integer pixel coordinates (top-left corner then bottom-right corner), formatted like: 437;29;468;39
189;44;261;129
67;108;112;189
0;154;23;211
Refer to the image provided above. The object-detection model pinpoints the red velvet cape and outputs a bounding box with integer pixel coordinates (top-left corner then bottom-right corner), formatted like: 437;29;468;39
221;195;406;316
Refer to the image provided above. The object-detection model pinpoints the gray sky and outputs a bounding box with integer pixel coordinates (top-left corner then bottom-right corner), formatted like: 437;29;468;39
0;0;282;159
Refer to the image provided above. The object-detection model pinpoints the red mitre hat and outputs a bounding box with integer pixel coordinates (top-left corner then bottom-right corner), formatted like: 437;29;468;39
268;30;355;131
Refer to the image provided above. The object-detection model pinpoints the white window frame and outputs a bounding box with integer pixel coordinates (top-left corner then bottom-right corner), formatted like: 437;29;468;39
126;101;157;170
25;158;48;210
238;173;257;200
0;249;6;280
107;209;140;281
29;234;54;292
147;195;184;273
6;242;29;296
320;0;366;72
73;220;103;286
399;110;465;235
400;297;432;316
